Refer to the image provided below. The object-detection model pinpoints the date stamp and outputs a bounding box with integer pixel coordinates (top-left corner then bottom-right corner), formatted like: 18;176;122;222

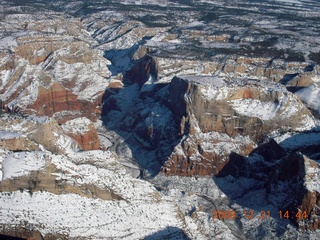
212;210;308;220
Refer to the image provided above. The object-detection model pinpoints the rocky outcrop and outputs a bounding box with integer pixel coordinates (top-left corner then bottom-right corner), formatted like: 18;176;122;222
216;138;287;179
248;138;287;163
62;117;100;150
125;54;158;86
0;114;79;154
215;140;320;230
0;134;40;152
0;230;44;240
161;76;315;176
29;82;103;124
103;71;316;176
0;163;121;201
268;152;320;230
155;55;319;85
15;35;66;65
165;77;313;137
0;18;111;124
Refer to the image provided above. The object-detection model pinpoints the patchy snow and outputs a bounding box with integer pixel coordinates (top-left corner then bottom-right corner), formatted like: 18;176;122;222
230;89;311;125
312;76;320;83
196;131;254;156
0;0;320;239
61;117;92;135
25;115;50;124
274;0;302;5
54;131;80;153
119;0;169;6
304;159;320;192
179;75;227;87
185;21;205;28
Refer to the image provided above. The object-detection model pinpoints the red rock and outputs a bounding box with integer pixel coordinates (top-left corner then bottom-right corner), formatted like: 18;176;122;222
29;82;102;124
61;117;100;150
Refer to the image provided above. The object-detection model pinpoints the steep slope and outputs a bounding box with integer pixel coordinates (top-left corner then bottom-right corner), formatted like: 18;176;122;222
161;76;316;176
0;14;111;124
102;72;317;176
0;149;190;239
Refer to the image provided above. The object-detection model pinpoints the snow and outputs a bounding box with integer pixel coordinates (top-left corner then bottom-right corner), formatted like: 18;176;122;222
304;160;320;192
119;0;169;6
54;132;80;153
229;87;311;125
0;36;17;50
196;132;253;156
274;0;302;4
275;131;320;152
0;0;320;238
0;131;21;140
0;150;187;239
296;84;320;114
61;117;92;135
26;115;50;124
2;151;47;180
180;75;227;87
0;191;182;239
312;76;320;83
179;76;310;126
231;99;279;121
185;21;205;28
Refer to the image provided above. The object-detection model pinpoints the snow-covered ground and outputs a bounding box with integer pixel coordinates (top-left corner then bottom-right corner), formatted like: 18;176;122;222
0;149;187;239
0;191;183;239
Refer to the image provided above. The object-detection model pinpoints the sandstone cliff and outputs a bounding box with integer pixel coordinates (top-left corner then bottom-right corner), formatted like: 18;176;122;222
0;114;79;154
0;18;111;124
268;152;320;230
61;117;100;150
160;76;316;176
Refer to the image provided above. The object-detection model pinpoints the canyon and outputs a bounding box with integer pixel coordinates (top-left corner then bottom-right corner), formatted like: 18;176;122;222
0;0;320;239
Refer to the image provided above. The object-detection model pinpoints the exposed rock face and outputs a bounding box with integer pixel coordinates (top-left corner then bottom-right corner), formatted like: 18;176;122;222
0;134;39;152
125;55;158;86
155;55;319;84
31;82;83;121
165;77;313;137
215;138;320;230
0;17;111;124
0;114;79;154
248;138;287;163
217;138;287;179
0;161;121;201
268;152;320;230
62;117;100;150
161;76;315;176
0;0;320;238
0;230;44;240
30;82;102;124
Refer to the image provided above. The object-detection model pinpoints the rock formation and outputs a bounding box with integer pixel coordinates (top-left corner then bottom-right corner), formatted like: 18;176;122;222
268;152;320;230
160;76;316;176
1;0;320;238
125;54;158;85
62;117;100;150
0;154;122;201
0;19;111;124
0;114;79;154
